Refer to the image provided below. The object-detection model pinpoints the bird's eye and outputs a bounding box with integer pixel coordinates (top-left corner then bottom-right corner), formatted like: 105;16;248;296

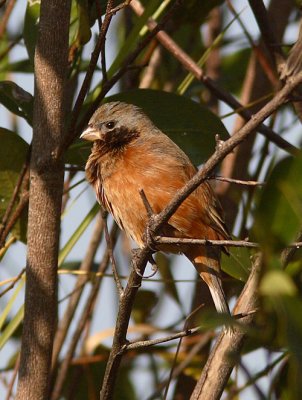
105;121;115;130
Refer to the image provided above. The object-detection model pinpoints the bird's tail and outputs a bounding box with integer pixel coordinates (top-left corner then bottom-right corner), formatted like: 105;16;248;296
186;245;230;316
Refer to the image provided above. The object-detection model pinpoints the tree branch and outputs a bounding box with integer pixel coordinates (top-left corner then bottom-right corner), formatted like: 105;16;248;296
16;1;72;399
190;255;262;400
99;66;302;399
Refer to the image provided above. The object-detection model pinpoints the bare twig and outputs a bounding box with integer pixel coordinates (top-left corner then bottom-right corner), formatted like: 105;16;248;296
62;0;116;151
109;0;132;16
124;327;200;351
0;152;30;248
102;211;124;298
5;354;20;400
163;304;205;399
155;237;259;248
0;191;29;250
98;0;115;84
147;332;213;400
51;214;104;370
281;229;302;267
139;189;154;218
99;247;150;399
0;268;25;298
0;0;16;39
248;0;285;67
209;175;265;186
0;34;22;62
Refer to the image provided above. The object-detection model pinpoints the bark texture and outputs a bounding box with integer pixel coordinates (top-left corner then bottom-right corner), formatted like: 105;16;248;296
16;1;71;399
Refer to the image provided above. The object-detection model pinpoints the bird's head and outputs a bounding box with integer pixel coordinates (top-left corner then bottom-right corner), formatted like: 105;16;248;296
80;102;153;149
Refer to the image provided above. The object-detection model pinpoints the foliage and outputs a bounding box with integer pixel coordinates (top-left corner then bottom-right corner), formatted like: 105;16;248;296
0;0;302;399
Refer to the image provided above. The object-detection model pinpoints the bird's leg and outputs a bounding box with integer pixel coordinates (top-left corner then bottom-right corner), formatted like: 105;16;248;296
139;189;158;251
131;249;158;279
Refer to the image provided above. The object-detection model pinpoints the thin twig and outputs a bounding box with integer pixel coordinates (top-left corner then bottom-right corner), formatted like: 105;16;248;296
109;0;132;16
98;0;115;84
0;34;22;62
62;0;116;151
139;189;154;218
0;152;30;247
209;175;265;186
5;354;20;400
248;0;285;68
0;268;25;298
155;237;258;248
51;214;104;370
124;327;200;351
163;304;205;400
281;229;302;267
102;211;124;298
147;332;213;400
0;191;29;249
0;0;16;39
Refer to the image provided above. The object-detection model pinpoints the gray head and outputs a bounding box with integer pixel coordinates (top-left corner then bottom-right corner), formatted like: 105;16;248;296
80;101;154;144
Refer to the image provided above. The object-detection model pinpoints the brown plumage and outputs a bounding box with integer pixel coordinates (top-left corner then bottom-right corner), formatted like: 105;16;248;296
81;101;231;315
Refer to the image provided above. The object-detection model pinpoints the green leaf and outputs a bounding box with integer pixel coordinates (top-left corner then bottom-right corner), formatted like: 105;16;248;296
0;34;9;81
0;59;34;74
0;128;29;242
58;203;99;267
253;154;302;252
107;0;162;78
0;279;24;331
76;0;92;45
65;139;91;166
221;48;251;94
260;270;297;297
23;0;41;64
132;290;158;324
106;89;229;165
156;253;182;307
0;305;24;350
221;245;250;282
0;81;33;125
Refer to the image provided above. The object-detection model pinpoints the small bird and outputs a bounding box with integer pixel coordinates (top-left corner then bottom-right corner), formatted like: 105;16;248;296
80;101;231;316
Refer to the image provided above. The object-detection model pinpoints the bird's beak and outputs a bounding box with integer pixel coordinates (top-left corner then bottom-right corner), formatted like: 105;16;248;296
80;126;101;141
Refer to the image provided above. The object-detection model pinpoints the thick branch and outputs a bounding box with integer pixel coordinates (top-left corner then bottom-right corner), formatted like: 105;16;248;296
190;256;262;400
16;1;71;399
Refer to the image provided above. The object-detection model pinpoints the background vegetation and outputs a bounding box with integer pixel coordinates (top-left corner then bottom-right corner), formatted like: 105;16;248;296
0;0;302;399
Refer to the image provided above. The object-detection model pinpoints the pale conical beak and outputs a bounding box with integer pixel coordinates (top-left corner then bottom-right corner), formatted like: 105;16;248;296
80;126;100;141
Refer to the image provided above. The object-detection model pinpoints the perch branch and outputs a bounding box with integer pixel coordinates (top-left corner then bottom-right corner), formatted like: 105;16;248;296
100;63;302;399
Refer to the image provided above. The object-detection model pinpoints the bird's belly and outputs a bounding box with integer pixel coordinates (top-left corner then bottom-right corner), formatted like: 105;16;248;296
102;177;149;247
101;173;216;249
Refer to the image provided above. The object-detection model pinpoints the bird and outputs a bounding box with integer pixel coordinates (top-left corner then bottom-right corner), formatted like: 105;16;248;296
80;101;231;316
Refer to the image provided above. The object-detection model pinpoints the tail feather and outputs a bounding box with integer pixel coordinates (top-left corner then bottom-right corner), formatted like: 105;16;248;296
207;274;230;315
186;245;230;315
